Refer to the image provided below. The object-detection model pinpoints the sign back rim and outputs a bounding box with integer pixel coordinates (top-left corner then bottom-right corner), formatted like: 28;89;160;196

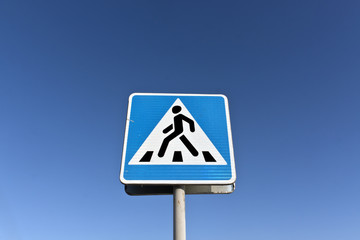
120;93;236;185
125;184;235;195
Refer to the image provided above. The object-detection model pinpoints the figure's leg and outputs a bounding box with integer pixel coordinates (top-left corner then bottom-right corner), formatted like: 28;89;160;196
158;132;180;157
158;139;170;157
179;135;198;156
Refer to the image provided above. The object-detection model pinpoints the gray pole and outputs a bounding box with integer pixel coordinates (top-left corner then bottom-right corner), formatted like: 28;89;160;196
173;185;186;240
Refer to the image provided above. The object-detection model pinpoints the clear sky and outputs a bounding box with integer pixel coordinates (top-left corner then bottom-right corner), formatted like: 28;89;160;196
1;0;360;239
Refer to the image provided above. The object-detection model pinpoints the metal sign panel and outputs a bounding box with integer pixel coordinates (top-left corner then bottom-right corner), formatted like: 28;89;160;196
120;93;236;185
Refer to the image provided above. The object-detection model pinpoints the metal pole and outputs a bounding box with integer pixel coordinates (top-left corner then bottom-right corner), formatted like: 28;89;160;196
173;185;186;240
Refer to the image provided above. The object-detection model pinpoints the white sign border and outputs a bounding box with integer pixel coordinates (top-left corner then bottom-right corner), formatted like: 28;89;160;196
120;93;236;185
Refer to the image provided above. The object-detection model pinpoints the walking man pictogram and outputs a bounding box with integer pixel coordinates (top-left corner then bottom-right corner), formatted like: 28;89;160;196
158;105;199;158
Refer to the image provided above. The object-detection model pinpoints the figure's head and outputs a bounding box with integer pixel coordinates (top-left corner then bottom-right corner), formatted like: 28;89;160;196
172;106;182;114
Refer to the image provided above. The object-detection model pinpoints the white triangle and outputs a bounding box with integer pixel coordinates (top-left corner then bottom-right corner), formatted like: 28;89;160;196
129;98;227;165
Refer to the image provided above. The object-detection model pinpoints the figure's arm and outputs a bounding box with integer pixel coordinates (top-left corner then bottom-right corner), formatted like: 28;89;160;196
163;124;173;133
182;115;195;132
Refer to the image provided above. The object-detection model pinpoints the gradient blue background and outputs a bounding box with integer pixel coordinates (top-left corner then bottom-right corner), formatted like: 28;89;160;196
1;1;359;239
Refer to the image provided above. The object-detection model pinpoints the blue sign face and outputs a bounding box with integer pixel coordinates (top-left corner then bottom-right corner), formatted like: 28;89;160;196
120;93;236;185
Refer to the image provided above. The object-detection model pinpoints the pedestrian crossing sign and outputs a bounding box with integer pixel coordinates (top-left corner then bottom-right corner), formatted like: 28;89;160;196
120;93;236;185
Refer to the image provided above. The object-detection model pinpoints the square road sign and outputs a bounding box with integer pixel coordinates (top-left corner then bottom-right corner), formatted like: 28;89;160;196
120;93;236;185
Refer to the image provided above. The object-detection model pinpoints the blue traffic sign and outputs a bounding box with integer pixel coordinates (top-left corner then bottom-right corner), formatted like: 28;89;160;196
120;93;236;185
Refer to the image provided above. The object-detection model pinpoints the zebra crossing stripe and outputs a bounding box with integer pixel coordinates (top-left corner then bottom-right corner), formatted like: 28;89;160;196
173;151;183;162
139;151;153;162
202;151;216;162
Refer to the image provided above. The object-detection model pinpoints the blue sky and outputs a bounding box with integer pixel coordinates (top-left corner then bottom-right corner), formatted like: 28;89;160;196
1;0;359;239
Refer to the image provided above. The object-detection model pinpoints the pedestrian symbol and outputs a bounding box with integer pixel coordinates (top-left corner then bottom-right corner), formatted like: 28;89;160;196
158;105;197;158
129;98;227;165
